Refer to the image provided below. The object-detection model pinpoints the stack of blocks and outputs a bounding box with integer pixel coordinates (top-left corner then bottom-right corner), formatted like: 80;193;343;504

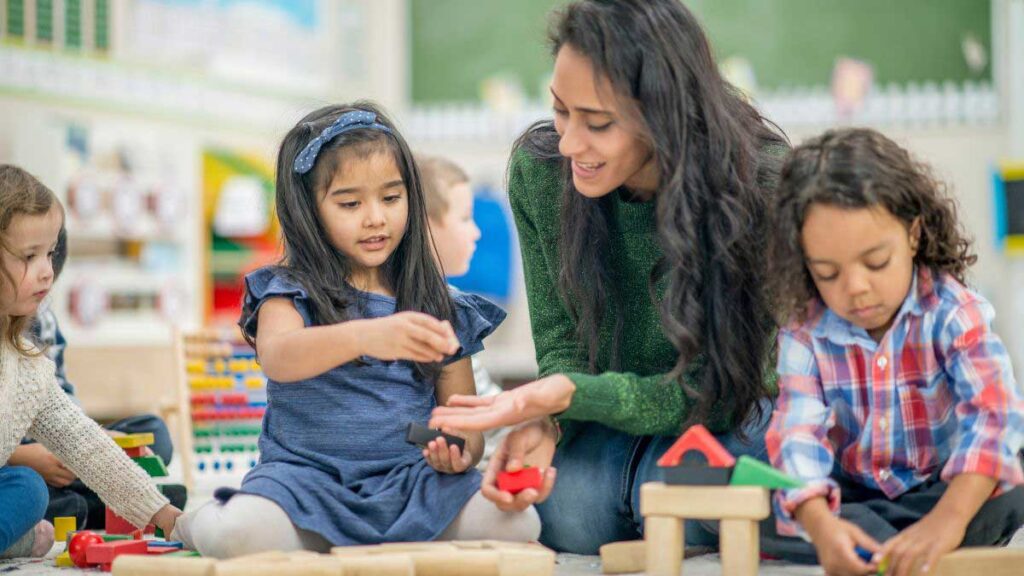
107;433;167;535
599;424;1024;576
53;516;192;571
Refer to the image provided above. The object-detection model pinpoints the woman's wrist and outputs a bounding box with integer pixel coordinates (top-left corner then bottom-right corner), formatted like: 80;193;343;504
542;374;576;414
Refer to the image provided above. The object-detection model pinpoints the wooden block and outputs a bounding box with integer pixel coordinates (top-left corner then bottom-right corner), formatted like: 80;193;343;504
55;551;74;567
408;550;500;576
123;446;146;458
86;539;149;564
931;547;1024;576
105;508;139;534
495;547;555;576
114;433;155;449
217;557;341;576
332;543;460;556
54;516;76;542
111;556;216;576
599;540;645;574
720;518;759;576
645;516;683;576
334;554;415;576
663;465;732;486
640;482;770;520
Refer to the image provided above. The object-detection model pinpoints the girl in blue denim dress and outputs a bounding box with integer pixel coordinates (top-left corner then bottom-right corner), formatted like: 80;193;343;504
172;102;540;558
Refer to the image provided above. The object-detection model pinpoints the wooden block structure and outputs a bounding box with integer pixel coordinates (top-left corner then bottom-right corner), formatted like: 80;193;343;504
106;432;166;535
640;482;769;576
109;540;555;576
930;547;1024;576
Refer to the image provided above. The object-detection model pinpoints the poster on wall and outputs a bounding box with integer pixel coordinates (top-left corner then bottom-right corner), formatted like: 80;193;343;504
202;149;279;326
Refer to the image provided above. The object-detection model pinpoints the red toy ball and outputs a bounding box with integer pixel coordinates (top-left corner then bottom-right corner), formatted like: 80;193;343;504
68;530;104;568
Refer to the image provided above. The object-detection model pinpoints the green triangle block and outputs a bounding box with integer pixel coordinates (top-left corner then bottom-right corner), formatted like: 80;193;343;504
132;454;169;477
166;550;202;558
729;455;803;489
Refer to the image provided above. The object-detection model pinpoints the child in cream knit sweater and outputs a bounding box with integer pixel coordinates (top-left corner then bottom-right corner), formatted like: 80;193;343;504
0;165;180;558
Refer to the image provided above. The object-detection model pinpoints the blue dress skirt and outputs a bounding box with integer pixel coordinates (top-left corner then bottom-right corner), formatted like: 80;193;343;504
237;267;505;545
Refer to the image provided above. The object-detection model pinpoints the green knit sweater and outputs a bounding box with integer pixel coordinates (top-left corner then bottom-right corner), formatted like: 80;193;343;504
507;148;783;438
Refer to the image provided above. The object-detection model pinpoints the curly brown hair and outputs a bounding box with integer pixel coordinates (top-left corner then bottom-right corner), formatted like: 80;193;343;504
770;128;976;324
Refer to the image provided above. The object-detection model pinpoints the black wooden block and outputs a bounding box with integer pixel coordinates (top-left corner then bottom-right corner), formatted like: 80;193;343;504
663;465;733;486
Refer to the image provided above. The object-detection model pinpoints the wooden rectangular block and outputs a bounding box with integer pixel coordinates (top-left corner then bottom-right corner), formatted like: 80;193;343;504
932;547;1024;576
646;516;683;576
640;482;770;520
334;554;415;576
114;433;155;449
599;540;645;574
86;539;149;564
720;519;759;576
111;556;215;576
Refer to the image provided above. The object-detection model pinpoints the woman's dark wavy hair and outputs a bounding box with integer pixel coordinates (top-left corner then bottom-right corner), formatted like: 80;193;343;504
512;0;787;431
242;101;454;382
771;127;976;324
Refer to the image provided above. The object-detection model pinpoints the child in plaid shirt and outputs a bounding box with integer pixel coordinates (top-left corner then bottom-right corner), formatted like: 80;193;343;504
765;128;1024;576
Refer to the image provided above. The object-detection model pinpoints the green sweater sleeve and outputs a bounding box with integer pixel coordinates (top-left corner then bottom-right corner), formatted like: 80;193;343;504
508;153;701;437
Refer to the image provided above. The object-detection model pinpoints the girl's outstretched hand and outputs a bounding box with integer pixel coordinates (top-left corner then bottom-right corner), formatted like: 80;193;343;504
480;418;558;512
429;374;575;431
423;433;473;474
360;312;459;363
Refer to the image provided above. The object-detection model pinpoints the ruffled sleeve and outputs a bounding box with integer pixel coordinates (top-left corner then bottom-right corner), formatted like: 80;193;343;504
240;267;315;340
446;288;506;364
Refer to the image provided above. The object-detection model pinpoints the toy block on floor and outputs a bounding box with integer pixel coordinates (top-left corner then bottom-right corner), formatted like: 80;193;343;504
111;555;215;576
640;482;770;576
599;540;645;574
69;530;106;568
86;539;149;565
332;540;555;576
55;551;74;567
497;466;543;494
54;516;76;542
931;547;1024;576
132;454;169;477
729;455;803;489
106;508;138;534
657;424;735;468
114;433;155;449
663;464;732;486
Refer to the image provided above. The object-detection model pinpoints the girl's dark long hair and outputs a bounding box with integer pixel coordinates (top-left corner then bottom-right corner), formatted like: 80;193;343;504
513;0;787;430
771;127;976;324
245;101;454;382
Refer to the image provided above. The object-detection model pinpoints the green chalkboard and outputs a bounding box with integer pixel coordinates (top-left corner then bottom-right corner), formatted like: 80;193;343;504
410;0;991;104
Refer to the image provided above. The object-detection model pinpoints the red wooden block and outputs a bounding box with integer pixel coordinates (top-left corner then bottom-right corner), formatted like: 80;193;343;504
68;531;104;568
497;467;544;494
656;424;735;468
85;539;148;565
105;508;136;534
147;546;181;555
123;446;146;458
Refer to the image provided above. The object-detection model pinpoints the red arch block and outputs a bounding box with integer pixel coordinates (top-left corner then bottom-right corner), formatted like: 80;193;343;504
657;424;736;468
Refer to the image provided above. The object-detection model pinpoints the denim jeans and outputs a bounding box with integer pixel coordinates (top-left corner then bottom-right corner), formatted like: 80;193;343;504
43;413;175;528
0;466;49;555
536;399;773;554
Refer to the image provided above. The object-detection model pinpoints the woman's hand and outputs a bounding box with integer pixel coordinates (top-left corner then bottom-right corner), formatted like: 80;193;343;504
429;374;575;431
480;418;558;512
423;434;474;474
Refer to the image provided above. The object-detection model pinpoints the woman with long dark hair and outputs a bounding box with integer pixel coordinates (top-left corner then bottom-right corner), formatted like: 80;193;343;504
431;0;788;553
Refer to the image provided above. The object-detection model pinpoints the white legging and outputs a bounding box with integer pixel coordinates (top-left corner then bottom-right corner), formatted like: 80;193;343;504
171;491;541;559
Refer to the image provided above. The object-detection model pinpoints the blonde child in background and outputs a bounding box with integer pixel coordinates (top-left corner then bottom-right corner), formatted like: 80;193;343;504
172;103;539;559
0;165;180;559
418;155;509;469
765;128;1024;576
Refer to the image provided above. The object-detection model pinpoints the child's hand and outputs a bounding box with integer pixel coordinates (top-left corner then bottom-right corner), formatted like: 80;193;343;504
807;516;880;576
423;433;472;474
361;312;459;363
10;443;77;487
151;504;182;538
875;510;966;576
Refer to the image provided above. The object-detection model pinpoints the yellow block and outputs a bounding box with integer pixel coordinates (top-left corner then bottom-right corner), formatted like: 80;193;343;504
113;433;155;448
54;516;76;542
55;551;74;567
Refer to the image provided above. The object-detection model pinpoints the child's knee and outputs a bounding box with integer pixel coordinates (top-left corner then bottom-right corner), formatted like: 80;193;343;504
6;467;49;522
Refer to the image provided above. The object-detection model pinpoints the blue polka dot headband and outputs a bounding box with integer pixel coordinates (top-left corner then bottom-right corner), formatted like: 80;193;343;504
293;110;392;175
